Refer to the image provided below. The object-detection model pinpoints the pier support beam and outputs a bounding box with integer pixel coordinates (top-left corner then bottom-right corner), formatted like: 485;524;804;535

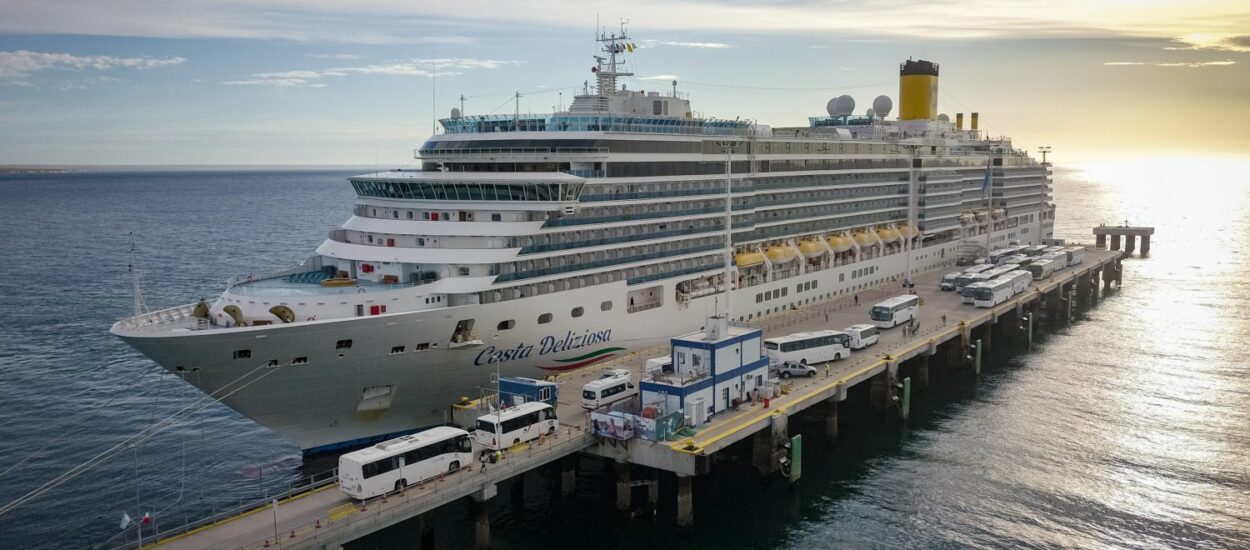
1125;235;1136;256
615;461;632;512
676;475;694;530
1096;234;1106;248
1111;234;1121;251
1141;235;1151;258
560;457;576;497
472;484;497;550
419;512;435;549
916;353;931;390
752;414;789;475
824;397;839;444
648;470;660;512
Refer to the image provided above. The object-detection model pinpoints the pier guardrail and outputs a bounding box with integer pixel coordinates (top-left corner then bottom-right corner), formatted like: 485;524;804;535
103;469;341;550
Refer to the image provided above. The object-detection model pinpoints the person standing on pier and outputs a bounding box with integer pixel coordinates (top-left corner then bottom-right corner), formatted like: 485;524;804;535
854;294;859;306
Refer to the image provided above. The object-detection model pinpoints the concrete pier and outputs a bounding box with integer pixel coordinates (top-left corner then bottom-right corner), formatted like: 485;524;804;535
1094;225;1154;258
136;248;1125;550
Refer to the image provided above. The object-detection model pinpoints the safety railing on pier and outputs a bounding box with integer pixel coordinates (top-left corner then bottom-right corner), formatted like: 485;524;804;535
104;468;341;550
233;429;595;550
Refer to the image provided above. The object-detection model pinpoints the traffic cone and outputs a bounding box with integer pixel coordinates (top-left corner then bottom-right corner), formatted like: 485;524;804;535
315;519;321;529
290;530;296;538
263;540;271;548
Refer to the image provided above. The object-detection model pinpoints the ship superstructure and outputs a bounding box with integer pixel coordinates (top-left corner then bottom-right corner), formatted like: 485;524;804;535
112;31;1054;454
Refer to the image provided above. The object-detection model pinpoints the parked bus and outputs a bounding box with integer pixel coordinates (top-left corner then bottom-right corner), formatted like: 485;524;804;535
582;370;636;409
955;264;996;289
1021;244;1048;256
972;278;1014;308
999;270;1033;295
842;324;880;350
1028;259;1055;280
474;401;558;451
987;245;1027;265
1042;251;1068;271
339;427;473;499
764;330;851;365
960;265;1016;303
1065;247;1086;266
870;295;920;328
998;254;1033;269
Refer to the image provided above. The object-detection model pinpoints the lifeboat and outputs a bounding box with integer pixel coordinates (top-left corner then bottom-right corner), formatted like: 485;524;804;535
269;305;295;323
959;213;976;225
877;227;901;242
898;224;920;239
765;245;797;264
826;235;853;253
853;231;878;248
799;239;826;259
735;252;765;267
321;277;357;287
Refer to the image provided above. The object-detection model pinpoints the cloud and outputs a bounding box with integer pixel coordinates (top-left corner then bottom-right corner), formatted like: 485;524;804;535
1169;33;1250;52
224;58;517;87
642;40;732;49
310;53;364;60
0;50;185;80
639;74;679;81
1104;60;1236;67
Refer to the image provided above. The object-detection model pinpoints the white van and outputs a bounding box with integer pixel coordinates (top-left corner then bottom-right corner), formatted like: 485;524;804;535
842;324;880;350
581;370;636;409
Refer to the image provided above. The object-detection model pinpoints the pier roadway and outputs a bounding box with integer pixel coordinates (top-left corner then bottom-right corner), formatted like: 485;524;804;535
592;249;1123;476
142;248;1121;549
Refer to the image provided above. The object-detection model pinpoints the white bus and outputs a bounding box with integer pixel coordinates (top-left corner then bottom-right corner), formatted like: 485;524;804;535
972;278;1014;308
474;401;558;451
955;264;996;290
1065;247;1086;266
1028;259;1055;280
582;370;636;409
1021;244;1048;256
987;246;1026;264
1042;251;1068;271
999;270;1033;295
764;330;851;365
338;427;473;499
842;324;880;350
870;295;920;328
960;265;1016;304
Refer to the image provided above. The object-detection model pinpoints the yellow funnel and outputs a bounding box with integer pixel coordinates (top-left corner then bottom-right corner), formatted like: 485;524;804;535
899;59;939;121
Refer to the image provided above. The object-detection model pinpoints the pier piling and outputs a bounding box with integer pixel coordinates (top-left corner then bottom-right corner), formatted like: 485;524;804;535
560;457;577;497
824;397;840;443
615;461;632;511
419;512;434;549
676;475;694;530
472;484;496;550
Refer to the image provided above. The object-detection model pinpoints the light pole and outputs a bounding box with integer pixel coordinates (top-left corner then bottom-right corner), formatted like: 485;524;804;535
716;140;738;320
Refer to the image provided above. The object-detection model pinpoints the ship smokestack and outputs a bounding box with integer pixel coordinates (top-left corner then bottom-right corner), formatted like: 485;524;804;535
971;112;979;130
898;59;939;121
955;113;964;130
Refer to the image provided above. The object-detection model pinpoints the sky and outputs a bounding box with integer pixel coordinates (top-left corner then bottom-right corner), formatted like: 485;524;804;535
1;0;1248;165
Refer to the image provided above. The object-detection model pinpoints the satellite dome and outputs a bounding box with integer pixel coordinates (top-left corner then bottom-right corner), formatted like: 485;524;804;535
872;95;893;118
450;107;462;119
866;108;876;118
827;95;855;117
937;113;950;122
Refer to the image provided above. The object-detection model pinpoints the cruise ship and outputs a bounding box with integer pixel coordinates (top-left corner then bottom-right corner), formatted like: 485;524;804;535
112;30;1055;455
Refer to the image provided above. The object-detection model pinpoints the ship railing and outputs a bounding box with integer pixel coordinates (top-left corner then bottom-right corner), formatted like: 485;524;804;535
117;304;201;331
105;468;341;550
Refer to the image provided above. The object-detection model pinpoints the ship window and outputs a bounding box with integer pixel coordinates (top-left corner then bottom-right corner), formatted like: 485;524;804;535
233;349;251;359
372;208;377;216
423;212;431;220
415;343;430;351
571;307;584;318
418;238;426;246
407;211;414;219
538;313;553;324
458;267;470;276
390;346;405;354
491;213;502;221
292;357;308;365
336;339;353;349
367;235;374;243
600;301;612;311
392;211;398;219
497;320;515;330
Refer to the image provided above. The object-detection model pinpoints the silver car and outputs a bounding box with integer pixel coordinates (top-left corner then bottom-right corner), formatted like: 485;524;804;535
775;360;817;379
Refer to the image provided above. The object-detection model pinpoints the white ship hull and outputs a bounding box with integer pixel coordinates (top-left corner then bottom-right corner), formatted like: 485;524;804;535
112;238;1005;454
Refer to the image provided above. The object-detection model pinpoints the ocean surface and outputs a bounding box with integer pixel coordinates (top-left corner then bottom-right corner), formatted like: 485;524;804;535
0;159;1247;549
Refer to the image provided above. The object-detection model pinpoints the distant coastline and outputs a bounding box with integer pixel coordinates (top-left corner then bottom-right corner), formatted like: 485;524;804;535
0;164;383;175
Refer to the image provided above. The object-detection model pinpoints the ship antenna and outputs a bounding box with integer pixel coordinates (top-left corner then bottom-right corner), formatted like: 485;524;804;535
128;233;148;317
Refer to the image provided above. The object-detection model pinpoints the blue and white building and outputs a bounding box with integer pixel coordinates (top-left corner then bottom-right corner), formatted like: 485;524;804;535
640;316;770;422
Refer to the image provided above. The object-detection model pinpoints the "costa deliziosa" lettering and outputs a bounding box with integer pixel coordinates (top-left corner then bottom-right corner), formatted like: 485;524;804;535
473;329;613;366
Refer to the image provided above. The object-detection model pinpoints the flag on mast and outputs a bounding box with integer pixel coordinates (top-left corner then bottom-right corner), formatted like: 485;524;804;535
120;512;132;530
